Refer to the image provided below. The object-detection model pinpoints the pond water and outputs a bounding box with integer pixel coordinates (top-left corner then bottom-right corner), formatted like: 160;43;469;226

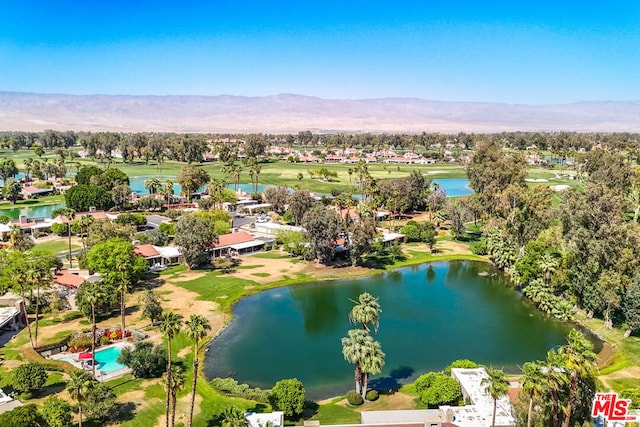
205;260;579;399
0;203;67;220
432;178;473;197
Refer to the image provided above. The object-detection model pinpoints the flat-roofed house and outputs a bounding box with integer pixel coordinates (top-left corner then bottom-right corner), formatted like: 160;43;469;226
211;231;268;259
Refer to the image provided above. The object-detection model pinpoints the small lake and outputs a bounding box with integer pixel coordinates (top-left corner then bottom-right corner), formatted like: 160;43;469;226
205;261;577;399
432;178;473;197
0;203;67;220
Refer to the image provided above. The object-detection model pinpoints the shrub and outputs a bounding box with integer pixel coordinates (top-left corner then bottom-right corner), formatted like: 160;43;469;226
117;341;167;378
268;378;306;417
67;336;93;349
210;377;270;403
41;396;73;427
414;372;462;407
469;238;488;255
11;362;48;393
0;404;45;427
346;389;364;406
365;389;379;401
444;359;479;375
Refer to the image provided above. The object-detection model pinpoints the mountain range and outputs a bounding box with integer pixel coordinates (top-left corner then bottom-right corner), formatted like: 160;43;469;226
0;91;638;133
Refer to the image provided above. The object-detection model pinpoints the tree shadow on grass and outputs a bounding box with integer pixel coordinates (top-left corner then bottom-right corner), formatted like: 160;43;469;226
39;380;67;397
368;366;415;394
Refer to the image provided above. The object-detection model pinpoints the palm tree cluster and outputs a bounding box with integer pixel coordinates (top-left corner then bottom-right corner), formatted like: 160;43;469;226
159;311;211;427
519;329;597;427
341;292;385;400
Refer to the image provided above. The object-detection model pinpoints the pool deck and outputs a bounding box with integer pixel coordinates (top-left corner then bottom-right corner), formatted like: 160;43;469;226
48;341;134;382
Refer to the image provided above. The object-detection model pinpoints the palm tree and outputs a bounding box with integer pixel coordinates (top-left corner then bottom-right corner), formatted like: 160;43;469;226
76;215;95;252
560;330;596;427
23;158;34;183
163;180;175;204
521;362;546;427
341;329;368;396
67;370;94;427
538;253;558;287
84;281;103;378
145;177;162;195
163;365;185;427
221;406;250;427
26;254;56;348
349;292;382;332
482;368;510;427
185;314;211;427
160;312;183;427
360;338;385;400
61;208;76;268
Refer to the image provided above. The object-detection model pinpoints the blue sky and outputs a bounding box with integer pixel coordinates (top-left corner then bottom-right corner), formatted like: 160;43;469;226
1;1;638;104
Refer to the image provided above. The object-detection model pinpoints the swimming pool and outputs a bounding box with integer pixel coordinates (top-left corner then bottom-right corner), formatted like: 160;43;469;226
94;346;126;373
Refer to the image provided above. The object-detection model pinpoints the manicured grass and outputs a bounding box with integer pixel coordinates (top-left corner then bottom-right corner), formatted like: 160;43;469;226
251;272;271;277
0;194;66;210
252;252;292;260
308;397;360;424
174;272;262;313
34;238;81;255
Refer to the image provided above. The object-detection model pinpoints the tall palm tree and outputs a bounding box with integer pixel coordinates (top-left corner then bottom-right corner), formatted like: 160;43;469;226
84;281;103;378
26;254;56;348
482;368;510;427
76;215;95;252
521;362;546;427
23;158;34;183
185;314;211;427
163;180;175;204
349;292;382;332
67;370;94;427
61;208;76;268
560;330;596;427
163;365;185;427
341;329;368;396
221;406;250;427
145;177;162;195
160;312;183;427
360;338;385;400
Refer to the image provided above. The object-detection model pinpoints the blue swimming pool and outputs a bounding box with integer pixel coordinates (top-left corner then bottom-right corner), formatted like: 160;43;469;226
94;346;126;373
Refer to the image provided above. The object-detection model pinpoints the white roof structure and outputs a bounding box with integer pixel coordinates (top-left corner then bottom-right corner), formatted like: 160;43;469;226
154;245;182;259
381;232;405;243
361;409;440;424
0;306;19;330
254;222;306;235
449;368;516;427
245;411;284;427
0;223;12;233
230;240;265;250
0;388;22;414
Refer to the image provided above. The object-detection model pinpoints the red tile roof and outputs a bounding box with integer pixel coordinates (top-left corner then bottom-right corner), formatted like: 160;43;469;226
54;271;85;288
213;231;255;248
134;244;161;258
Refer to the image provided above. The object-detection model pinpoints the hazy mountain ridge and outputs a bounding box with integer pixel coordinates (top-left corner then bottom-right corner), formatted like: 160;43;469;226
0;91;638;133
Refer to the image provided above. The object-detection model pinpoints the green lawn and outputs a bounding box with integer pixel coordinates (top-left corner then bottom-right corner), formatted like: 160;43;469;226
34;238;81;255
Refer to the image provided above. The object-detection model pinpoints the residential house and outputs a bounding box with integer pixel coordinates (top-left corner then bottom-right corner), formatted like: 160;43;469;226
210;230;271;259
134;244;182;270
21;185;55;199
9;215;54;235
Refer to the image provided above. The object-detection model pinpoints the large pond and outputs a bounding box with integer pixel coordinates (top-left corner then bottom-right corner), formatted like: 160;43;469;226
205;261;578;399
0;203;67;220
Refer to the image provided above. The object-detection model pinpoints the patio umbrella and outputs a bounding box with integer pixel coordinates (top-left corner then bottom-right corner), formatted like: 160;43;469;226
78;352;93;360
